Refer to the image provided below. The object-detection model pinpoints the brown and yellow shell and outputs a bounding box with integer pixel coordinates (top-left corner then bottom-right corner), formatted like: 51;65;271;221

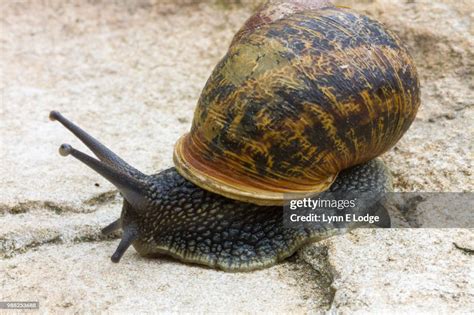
173;0;420;205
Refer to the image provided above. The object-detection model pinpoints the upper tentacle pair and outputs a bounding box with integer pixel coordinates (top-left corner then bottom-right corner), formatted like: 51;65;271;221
50;111;146;262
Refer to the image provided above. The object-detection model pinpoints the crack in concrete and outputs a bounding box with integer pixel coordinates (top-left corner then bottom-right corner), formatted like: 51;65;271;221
0;229;120;258
453;242;474;256
296;244;337;311
0;191;122;257
84;190;119;206
0;201;79;215
390;194;427;228
0;234;63;258
0;190;120;215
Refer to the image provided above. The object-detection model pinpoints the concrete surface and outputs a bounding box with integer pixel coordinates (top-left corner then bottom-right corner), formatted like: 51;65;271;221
1;0;472;313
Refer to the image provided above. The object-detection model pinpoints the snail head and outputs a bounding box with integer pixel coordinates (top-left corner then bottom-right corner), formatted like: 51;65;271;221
49;111;152;262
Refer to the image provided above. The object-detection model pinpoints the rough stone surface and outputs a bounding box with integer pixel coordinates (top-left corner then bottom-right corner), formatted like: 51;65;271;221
1;242;327;313
300;229;474;314
1;0;472;313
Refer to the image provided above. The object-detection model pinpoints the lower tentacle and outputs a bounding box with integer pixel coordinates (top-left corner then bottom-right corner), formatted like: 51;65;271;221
101;219;121;235
111;224;138;263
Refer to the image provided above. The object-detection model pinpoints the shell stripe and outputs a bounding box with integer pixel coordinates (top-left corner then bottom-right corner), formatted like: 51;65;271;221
173;7;420;205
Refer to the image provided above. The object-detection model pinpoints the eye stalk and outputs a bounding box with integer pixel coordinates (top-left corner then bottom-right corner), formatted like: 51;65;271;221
50;111;150;212
59;143;73;156
49;110;144;178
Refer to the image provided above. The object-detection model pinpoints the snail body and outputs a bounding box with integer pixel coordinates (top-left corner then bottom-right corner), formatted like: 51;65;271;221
51;0;419;271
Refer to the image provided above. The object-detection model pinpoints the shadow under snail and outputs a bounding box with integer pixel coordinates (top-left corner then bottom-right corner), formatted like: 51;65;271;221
50;0;420;271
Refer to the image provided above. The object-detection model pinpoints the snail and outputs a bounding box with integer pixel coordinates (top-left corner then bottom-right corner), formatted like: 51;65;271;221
50;0;420;271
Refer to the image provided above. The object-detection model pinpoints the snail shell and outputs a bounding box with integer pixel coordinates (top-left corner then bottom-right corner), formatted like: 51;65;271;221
174;1;420;205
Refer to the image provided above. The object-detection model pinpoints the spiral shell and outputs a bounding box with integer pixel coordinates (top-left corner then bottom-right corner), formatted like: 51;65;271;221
173;1;420;205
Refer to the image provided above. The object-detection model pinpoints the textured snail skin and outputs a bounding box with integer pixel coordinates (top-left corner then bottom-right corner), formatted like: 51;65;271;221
127;159;391;271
